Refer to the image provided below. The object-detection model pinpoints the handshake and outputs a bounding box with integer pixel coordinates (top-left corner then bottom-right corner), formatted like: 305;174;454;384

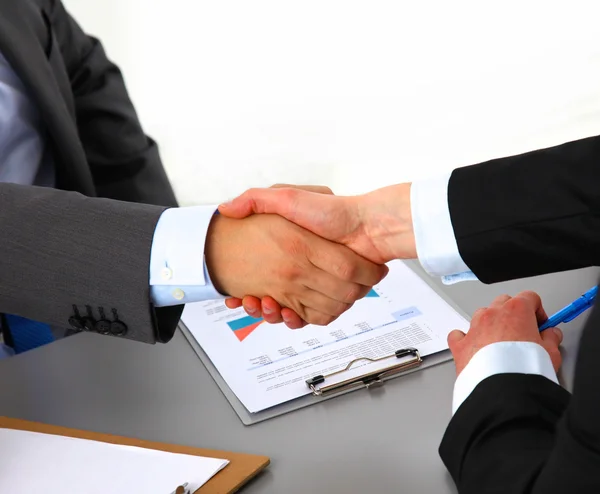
205;183;415;329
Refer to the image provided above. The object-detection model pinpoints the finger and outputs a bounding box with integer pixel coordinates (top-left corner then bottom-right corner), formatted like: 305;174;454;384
447;330;466;351
514;290;548;323
471;307;487;323
219;188;341;232
301;306;340;326
261;297;285;324
540;327;563;373
225;298;243;309
242;296;263;318
309;240;389;288
270;184;334;195
489;294;511;308
293;287;352;318
302;267;374;305
541;326;563;348
219;188;299;219
280;308;307;329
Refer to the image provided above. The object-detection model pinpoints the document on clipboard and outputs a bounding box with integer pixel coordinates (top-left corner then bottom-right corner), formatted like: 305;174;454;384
182;260;469;413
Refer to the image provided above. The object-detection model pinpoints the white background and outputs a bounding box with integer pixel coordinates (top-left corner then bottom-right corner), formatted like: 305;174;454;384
63;0;600;204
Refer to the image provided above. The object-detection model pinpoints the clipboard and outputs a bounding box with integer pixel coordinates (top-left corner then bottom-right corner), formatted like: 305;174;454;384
0;416;269;493
180;260;470;426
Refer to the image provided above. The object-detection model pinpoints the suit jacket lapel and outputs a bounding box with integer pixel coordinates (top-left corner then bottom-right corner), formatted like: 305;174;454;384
0;0;95;194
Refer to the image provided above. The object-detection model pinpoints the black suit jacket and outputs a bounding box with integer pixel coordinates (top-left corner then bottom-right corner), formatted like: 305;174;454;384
0;0;183;343
440;138;600;492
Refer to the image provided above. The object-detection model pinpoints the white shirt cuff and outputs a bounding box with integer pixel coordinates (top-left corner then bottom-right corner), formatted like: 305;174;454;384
411;173;476;281
452;341;559;415
149;206;226;307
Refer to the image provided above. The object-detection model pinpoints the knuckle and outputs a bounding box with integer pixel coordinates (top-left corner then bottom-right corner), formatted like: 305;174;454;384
335;260;358;282
308;313;334;326
290;301;307;321
280;187;299;203
280;264;299;282
332;301;352;316
284;237;308;261
343;284;363;303
477;308;496;326
505;296;527;312
472;307;487;321
520;290;539;299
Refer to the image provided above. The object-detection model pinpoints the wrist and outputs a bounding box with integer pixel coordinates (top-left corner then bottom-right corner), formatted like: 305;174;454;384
204;214;235;296
357;183;416;262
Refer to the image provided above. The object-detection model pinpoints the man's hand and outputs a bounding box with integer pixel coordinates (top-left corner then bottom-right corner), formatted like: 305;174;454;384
205;213;388;327
218;183;416;265
448;291;563;376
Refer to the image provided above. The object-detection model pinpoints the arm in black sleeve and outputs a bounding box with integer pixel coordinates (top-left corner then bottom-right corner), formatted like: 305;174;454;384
440;287;600;494
448;135;600;283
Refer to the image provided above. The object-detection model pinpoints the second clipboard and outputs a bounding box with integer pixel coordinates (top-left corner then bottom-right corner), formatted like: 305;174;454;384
179;260;471;426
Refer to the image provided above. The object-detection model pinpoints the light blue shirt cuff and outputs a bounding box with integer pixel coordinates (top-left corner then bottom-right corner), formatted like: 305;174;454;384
149;206;226;307
441;271;479;285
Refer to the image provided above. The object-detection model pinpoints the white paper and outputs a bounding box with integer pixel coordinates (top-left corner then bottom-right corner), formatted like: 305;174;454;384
0;428;228;493
183;260;469;412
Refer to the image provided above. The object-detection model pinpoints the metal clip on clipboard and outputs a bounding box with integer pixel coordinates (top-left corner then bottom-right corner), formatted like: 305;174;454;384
305;348;422;397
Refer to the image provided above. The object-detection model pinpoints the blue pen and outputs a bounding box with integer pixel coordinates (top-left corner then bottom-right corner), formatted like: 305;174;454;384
538;286;598;332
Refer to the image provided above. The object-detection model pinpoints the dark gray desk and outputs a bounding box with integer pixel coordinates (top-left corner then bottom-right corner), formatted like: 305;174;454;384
0;267;596;493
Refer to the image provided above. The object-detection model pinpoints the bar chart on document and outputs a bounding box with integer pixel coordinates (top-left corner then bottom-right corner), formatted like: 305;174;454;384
182;260;469;413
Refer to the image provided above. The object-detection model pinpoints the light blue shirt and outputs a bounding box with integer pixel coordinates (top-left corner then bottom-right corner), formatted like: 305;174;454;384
0;50;224;312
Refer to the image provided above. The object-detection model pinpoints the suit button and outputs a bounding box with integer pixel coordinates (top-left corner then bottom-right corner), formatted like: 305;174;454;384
110;321;127;336
95;320;111;335
68;316;83;330
82;317;96;332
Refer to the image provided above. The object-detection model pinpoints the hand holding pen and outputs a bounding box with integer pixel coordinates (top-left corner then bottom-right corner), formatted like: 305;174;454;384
539;286;598;332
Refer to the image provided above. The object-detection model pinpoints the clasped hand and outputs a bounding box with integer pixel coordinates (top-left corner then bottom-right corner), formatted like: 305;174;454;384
216;183;414;327
214;183;413;328
205;185;389;328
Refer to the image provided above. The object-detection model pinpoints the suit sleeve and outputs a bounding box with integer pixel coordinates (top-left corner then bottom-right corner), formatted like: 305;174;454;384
448;135;600;283
44;0;178;207
0;183;181;344
2;0;184;343
440;287;600;494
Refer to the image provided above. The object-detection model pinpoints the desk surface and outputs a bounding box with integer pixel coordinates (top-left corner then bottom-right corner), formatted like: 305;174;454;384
0;266;596;494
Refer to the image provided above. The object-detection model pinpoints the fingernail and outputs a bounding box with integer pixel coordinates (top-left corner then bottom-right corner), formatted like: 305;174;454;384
246;307;257;315
263;307;273;315
553;327;563;339
218;202;230;209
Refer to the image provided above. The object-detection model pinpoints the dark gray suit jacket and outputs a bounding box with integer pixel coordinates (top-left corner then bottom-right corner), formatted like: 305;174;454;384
0;0;183;344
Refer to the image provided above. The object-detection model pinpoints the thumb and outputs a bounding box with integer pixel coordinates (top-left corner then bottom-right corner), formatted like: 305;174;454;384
270;183;334;195
540;327;563;373
218;188;291;219
447;329;466;350
541;326;563;350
